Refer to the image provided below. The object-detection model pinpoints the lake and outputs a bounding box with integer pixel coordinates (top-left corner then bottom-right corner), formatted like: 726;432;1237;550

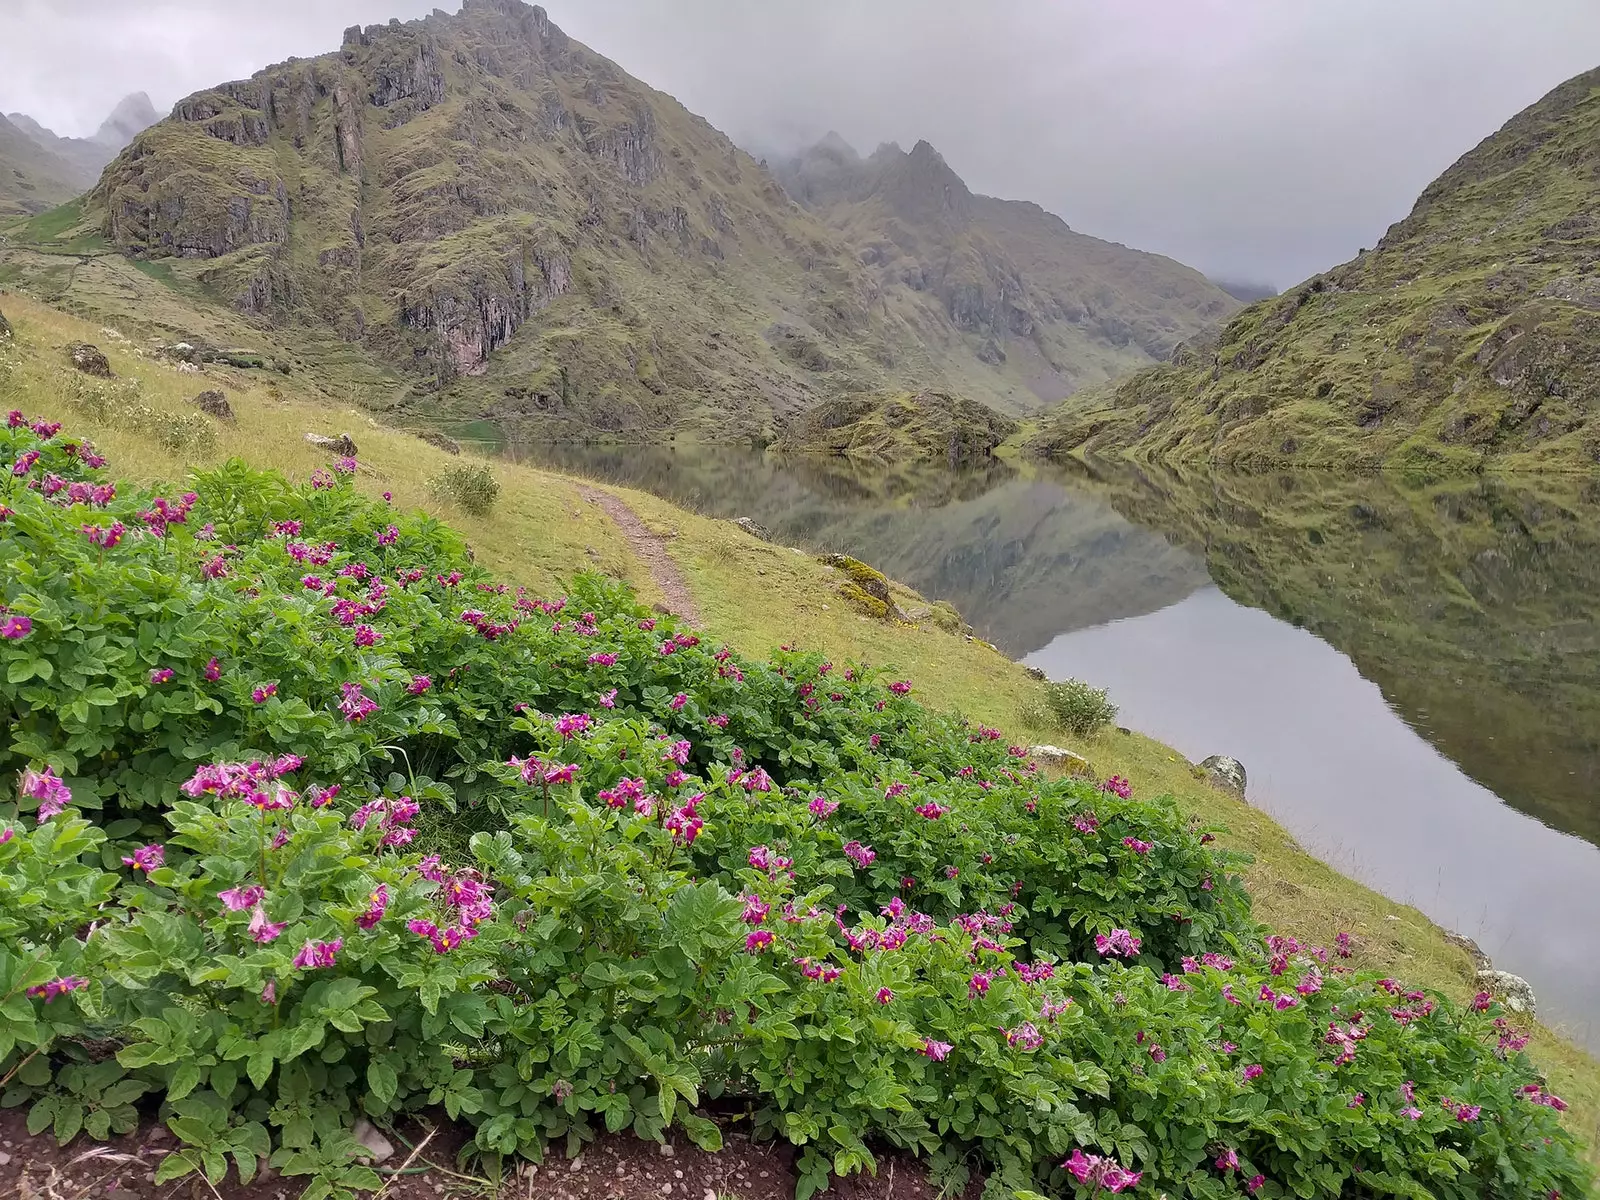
486;440;1600;1051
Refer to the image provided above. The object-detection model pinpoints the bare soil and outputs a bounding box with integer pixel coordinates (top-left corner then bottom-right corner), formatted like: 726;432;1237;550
0;1111;966;1200
578;487;701;626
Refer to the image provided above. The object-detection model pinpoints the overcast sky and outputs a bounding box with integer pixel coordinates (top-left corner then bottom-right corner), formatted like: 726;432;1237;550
4;1;1599;287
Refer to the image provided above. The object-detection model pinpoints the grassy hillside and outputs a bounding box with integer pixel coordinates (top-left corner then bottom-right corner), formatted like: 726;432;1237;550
3;287;1597;1158
0;1;1231;449
773;137;1238;407
1030;65;1600;473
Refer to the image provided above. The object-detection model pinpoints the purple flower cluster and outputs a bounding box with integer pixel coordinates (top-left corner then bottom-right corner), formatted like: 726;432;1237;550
408;856;493;953
1062;1149;1142;1194
1094;928;1142;958
20;766;73;822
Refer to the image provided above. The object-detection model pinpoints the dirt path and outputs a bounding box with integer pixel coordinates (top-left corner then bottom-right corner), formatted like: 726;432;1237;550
580;485;702;626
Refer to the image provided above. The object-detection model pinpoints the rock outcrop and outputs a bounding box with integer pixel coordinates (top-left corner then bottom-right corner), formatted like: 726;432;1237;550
1199;755;1248;799
1475;968;1538;1017
191;390;235;421
67;344;113;377
821;553;904;620
305;432;359;457
417;429;462;455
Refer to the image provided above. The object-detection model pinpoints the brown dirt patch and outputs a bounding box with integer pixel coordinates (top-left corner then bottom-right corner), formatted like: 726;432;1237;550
579;487;701;625
0;1112;968;1200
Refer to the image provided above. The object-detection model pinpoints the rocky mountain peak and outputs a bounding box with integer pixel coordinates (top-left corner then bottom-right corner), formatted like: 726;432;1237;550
874;137;974;227
815;131;859;161
92;93;159;147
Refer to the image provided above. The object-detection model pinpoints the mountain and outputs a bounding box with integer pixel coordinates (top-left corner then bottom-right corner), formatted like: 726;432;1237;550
0;113;84;216
2;1;1230;444
1029;65;1600;473
772;135;1239;408
4;93;159;190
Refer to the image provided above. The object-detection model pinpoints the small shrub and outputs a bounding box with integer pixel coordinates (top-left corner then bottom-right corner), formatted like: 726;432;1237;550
430;461;500;515
1045;677;1119;737
155;411;218;455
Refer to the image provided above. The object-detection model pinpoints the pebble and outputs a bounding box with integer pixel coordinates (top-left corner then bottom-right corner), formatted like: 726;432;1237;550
661;1184;673;1196
760;1171;770;1179
570;1156;585;1173
674;1169;684;1179
704;1190;717;1200
0;1152;10;1167
659;1144;675;1158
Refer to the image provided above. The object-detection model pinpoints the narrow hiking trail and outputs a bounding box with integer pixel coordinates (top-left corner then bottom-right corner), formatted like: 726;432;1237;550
579;485;703;626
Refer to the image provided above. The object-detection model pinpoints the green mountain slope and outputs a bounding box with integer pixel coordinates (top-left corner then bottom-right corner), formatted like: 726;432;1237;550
0;113;84;216
2;1;1229;445
773;136;1238;409
1029;65;1600;472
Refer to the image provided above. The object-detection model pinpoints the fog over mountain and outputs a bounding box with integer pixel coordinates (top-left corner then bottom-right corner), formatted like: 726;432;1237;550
2;0;1598;286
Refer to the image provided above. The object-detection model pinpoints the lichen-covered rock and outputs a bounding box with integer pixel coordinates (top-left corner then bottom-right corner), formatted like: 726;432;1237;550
417;429;462;455
1030;745;1094;776
306;432;359;457
1476;968;1537;1017
68;343;113;377
191;389;235;421
822;553;903;620
929;600;970;635
731;516;770;540
1199;755;1247;798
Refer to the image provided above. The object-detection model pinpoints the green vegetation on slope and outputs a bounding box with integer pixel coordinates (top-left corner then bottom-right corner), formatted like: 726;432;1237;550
1030;65;1600;473
3;289;1598;1165
773;389;1018;465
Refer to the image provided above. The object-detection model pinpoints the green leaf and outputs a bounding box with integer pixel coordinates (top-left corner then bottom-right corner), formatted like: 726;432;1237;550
154;1152;200;1184
167;1061;202;1102
54;1101;85;1145
247;1047;275;1089
680;1113;722;1153
368;1058;398;1107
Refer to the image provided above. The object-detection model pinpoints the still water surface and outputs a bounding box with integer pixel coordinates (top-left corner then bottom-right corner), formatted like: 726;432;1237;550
495;441;1600;1050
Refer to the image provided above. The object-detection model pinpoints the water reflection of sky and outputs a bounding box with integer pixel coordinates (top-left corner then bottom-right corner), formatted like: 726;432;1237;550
1028;588;1600;1052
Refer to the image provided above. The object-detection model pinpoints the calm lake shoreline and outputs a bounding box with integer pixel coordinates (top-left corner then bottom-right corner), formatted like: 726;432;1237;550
487;440;1600;1049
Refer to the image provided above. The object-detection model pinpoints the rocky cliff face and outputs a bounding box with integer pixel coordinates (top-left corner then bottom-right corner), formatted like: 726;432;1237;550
63;0;1230;442
1029;63;1600;473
